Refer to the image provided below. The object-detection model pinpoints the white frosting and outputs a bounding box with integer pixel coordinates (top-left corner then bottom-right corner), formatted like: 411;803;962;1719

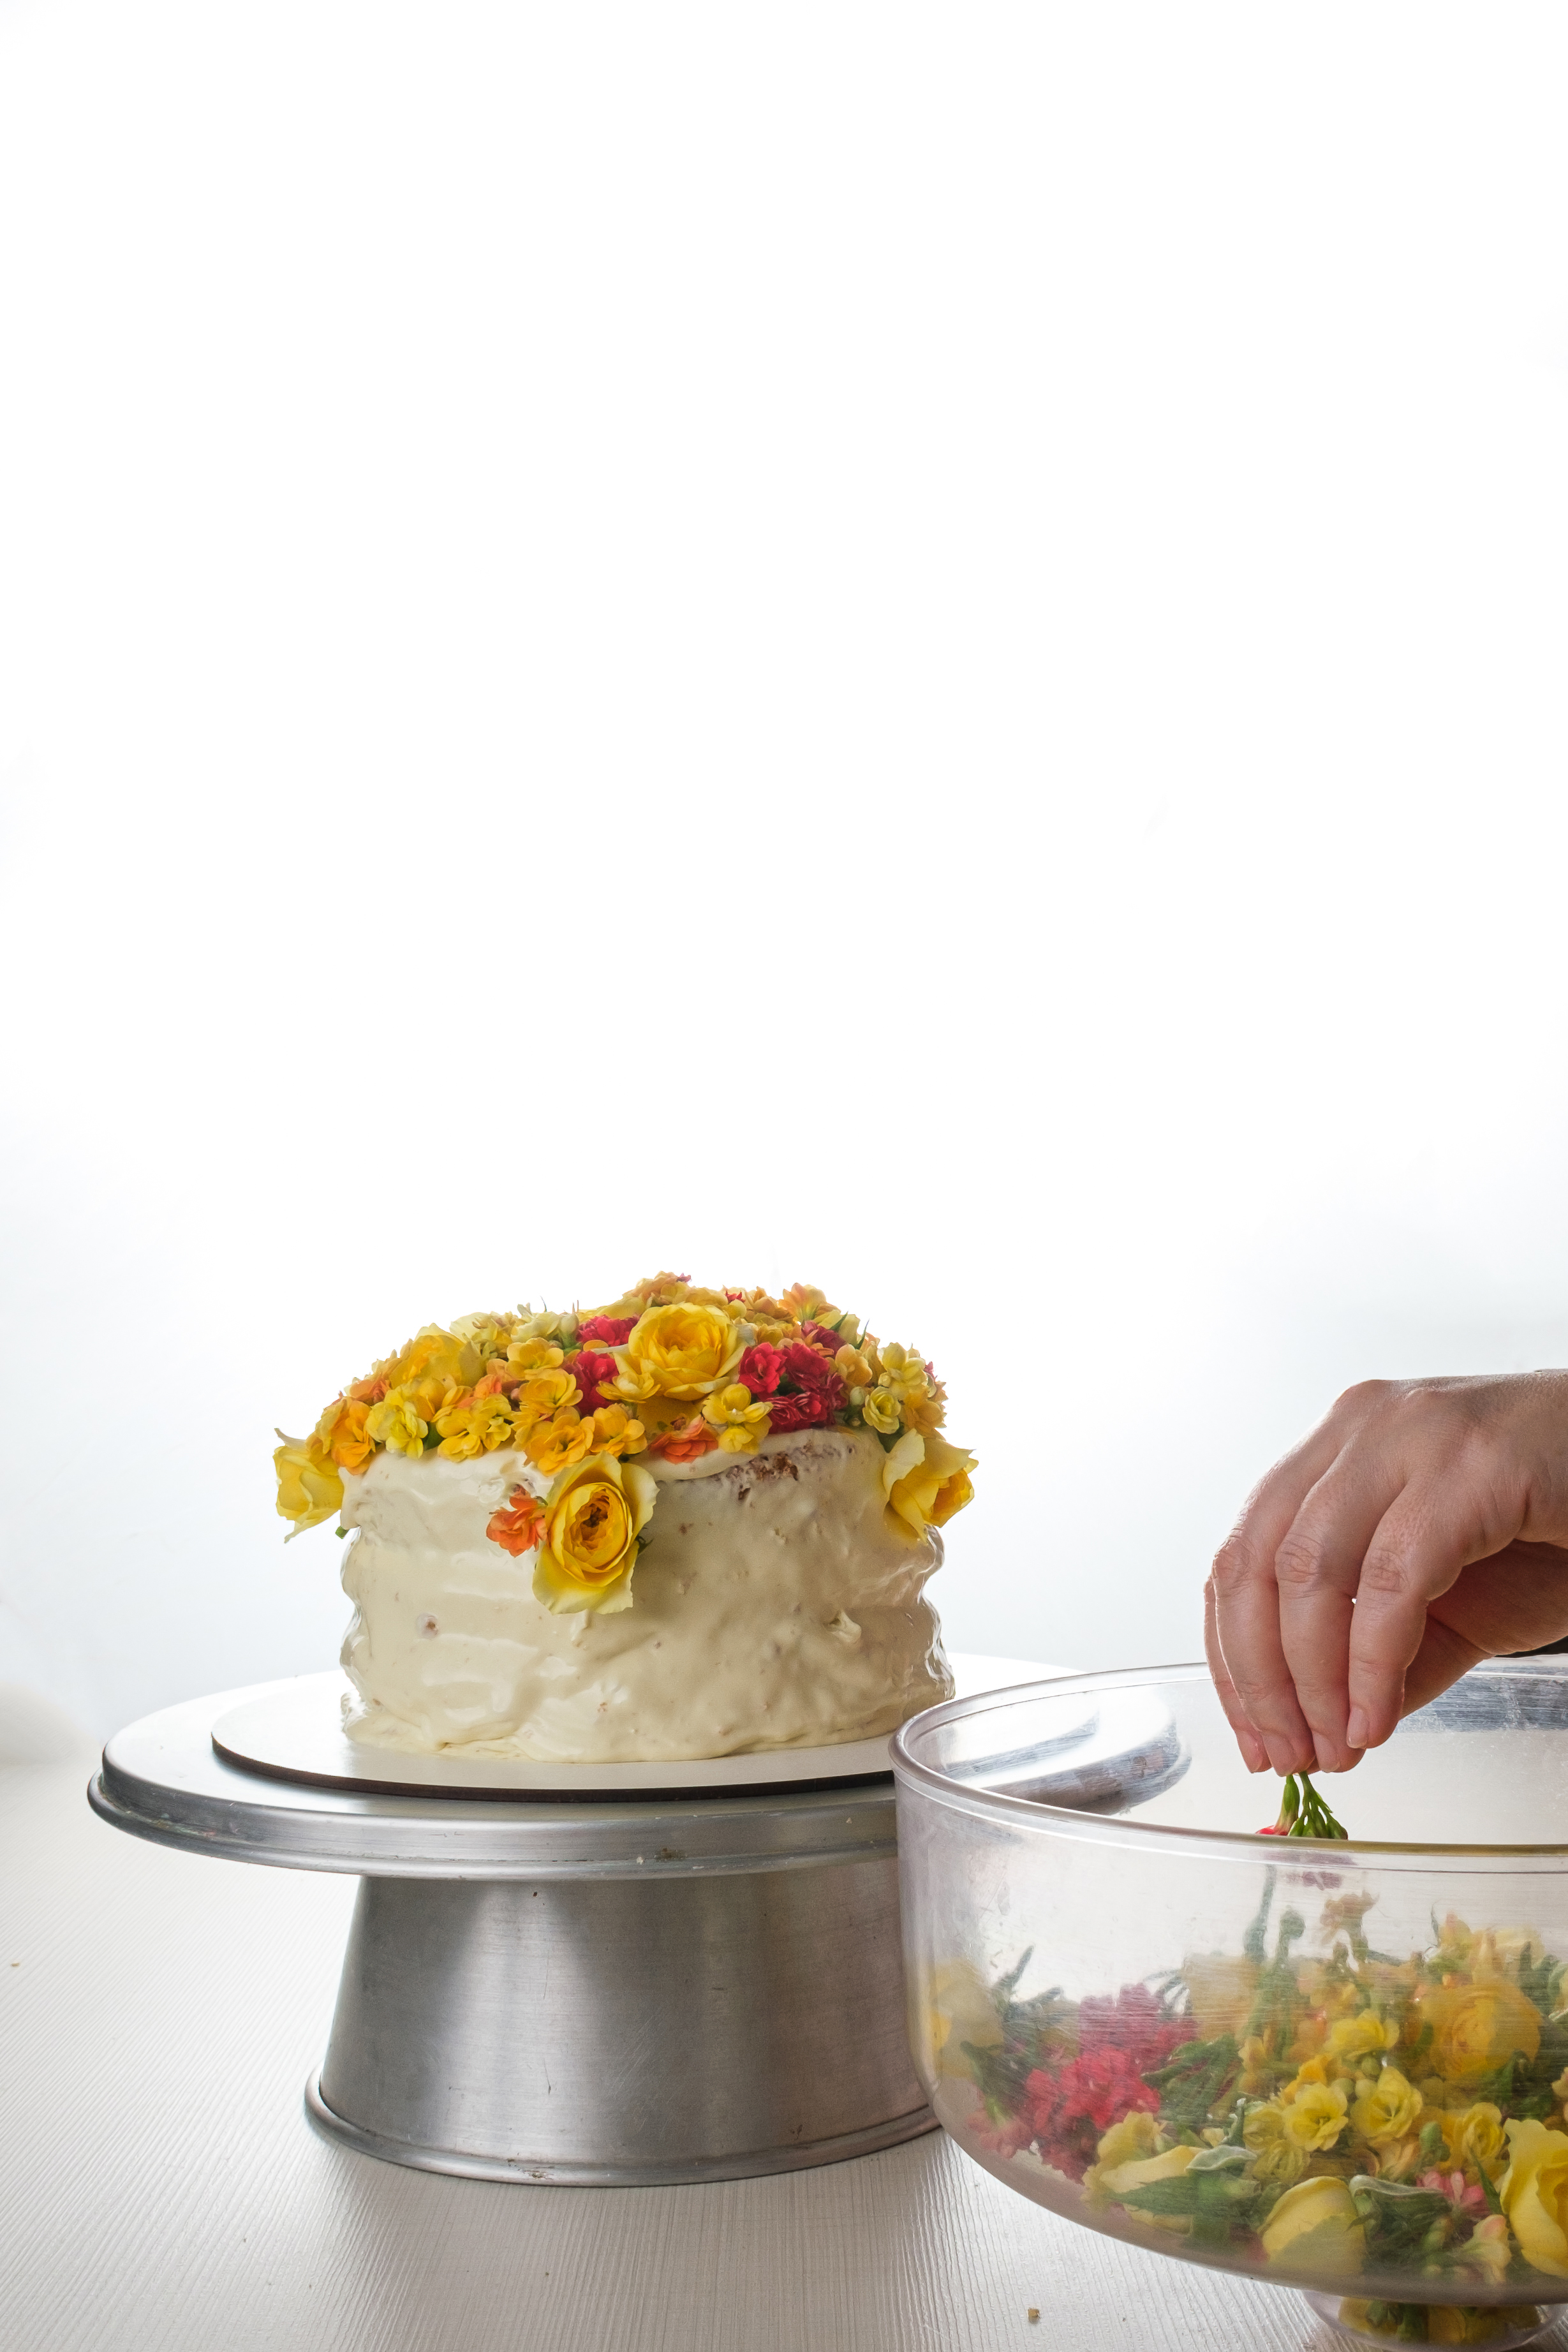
337;1426;952;1761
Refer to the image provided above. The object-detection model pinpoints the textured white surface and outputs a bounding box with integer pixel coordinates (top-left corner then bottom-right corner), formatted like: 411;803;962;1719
6;1757;1562;2352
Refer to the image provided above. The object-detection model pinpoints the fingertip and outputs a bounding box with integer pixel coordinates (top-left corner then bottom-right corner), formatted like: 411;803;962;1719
1345;1708;1369;1750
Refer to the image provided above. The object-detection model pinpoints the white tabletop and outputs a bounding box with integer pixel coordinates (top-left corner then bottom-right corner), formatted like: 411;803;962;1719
4;1749;1560;2352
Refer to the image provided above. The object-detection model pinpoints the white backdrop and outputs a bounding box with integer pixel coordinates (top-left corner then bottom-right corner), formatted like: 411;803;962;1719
3;1;1566;1739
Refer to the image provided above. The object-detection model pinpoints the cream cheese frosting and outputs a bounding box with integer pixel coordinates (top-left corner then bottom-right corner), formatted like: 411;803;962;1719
337;1425;952;1761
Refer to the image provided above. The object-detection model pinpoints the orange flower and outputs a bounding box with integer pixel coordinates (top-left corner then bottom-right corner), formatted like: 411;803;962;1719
486;1486;546;1556
327;1398;376;1472
646;1414;720;1464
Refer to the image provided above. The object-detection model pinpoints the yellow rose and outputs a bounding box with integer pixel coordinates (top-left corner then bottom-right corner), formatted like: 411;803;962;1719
919;1960;1003;2079
1325;2013;1400;2071
1093;2141;1195;2230
1183;1953;1261;2042
702;1382;772;1453
1500;2119;1568;2276
1442;2102;1508;2182
881;1430;978;1544
1259;2176;1366;2278
611;1303;746;1402
364;1386;430;1457
1349;2066;1423;2148
434;1393;519;1460
272;1433;344;1535
382;1326;482;1393
862;1387;903;1435
533;1453;658;1616
1282;2080;1349;2152
1419;1979;1541;2085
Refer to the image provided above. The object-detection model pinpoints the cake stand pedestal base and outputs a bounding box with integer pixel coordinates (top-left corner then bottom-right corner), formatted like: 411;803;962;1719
1303;2292;1551;2348
306;1867;931;2185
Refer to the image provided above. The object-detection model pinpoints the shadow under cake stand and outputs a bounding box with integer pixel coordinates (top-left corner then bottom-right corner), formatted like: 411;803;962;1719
89;1655;1074;2186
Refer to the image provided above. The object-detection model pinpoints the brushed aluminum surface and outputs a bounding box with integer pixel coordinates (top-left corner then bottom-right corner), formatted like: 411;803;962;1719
310;1868;934;2182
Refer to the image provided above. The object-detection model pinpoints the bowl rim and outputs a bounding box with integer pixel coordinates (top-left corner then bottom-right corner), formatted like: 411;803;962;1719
890;1659;1568;1869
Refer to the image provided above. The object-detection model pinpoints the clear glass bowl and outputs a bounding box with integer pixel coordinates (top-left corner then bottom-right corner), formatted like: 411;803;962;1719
892;1662;1568;2346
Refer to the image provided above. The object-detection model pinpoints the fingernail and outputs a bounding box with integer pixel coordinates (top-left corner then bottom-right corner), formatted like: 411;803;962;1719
1346;1709;1368;1750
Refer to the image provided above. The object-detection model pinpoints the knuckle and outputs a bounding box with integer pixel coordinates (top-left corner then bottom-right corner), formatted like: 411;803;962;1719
1273;1531;1329;1595
1210;1535;1261;1594
1358;1548;1414;1601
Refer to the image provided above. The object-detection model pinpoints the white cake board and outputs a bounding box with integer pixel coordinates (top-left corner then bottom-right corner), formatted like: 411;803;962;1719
211;1654;1069;1803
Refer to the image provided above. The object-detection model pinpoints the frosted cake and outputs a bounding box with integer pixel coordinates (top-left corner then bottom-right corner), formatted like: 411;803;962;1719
273;1276;976;1763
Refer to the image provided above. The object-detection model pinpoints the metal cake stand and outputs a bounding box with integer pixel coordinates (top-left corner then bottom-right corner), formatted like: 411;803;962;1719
88;1656;1068;2186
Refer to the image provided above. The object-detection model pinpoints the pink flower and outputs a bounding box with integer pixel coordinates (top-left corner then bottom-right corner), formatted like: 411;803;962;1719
570;1350;620;1413
1418;2170;1488;2215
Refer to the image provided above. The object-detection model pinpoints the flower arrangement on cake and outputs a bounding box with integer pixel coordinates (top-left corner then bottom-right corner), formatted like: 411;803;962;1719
932;1868;1568;2336
274;1274;975;1620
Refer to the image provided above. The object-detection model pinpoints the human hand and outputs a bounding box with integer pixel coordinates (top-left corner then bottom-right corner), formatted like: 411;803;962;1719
1204;1371;1568;1776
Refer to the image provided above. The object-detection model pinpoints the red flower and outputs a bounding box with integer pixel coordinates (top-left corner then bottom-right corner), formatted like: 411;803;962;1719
570;1350;620;1414
799;1322;845;1355
1023;2051;1159;2182
737;1343;785;1398
577;1315;637;1347
779;1342;847;1409
1076;1986;1194;2076
766;1389;833;1432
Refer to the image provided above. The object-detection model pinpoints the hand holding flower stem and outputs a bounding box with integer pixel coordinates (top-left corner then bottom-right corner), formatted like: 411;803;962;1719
1259;1770;1349;1839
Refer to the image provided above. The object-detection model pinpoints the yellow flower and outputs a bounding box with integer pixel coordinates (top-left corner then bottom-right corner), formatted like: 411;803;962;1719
835;1345;875;1390
780;1284;839;1326
315;1395;376;1472
272;1434;344;1535
1243;2102;1310;2185
526;1409;595;1477
1282;2079;1349;2152
434;1393;519;1461
1500;2119;1568;2276
364;1387;430;1458
862;1386;903;1435
448;1310;516;1358
1442;2102;1508;2182
920;1960;1003;2079
702;1383;772;1453
381;1326;482;1393
1349;2067;1423;2149
1094;2111;1164;2173
901;1384;949;1438
1259;2177;1366;2278
532;1453;658;1617
1183;1954;1261;2042
1091;2141;1195;2229
512;1370;582;1437
1472;1927;1547;1981
881;1430;978;1544
611;1303;746;1402
588;1404;646;1459
875;1340;928;1398
505;1337;566;1377
1325;2013;1400;2071
1419;1979;1541;2085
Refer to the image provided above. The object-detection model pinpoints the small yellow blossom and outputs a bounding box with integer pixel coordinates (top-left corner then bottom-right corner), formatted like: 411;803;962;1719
834;1345;875;1390
505;1338;566;1377
1325;2013;1400;2071
588;1404;646;1459
1349;2066;1423;2149
1442;2102;1507;2182
434;1393;519;1461
862;1387;903;1435
512;1370;582;1437
702;1383;772;1453
1094;2111;1165;2173
780;1284;838;1326
365;1387;431;1458
526;1409;595;1477
1281;2080;1350;2152
1243;2102;1310;2186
